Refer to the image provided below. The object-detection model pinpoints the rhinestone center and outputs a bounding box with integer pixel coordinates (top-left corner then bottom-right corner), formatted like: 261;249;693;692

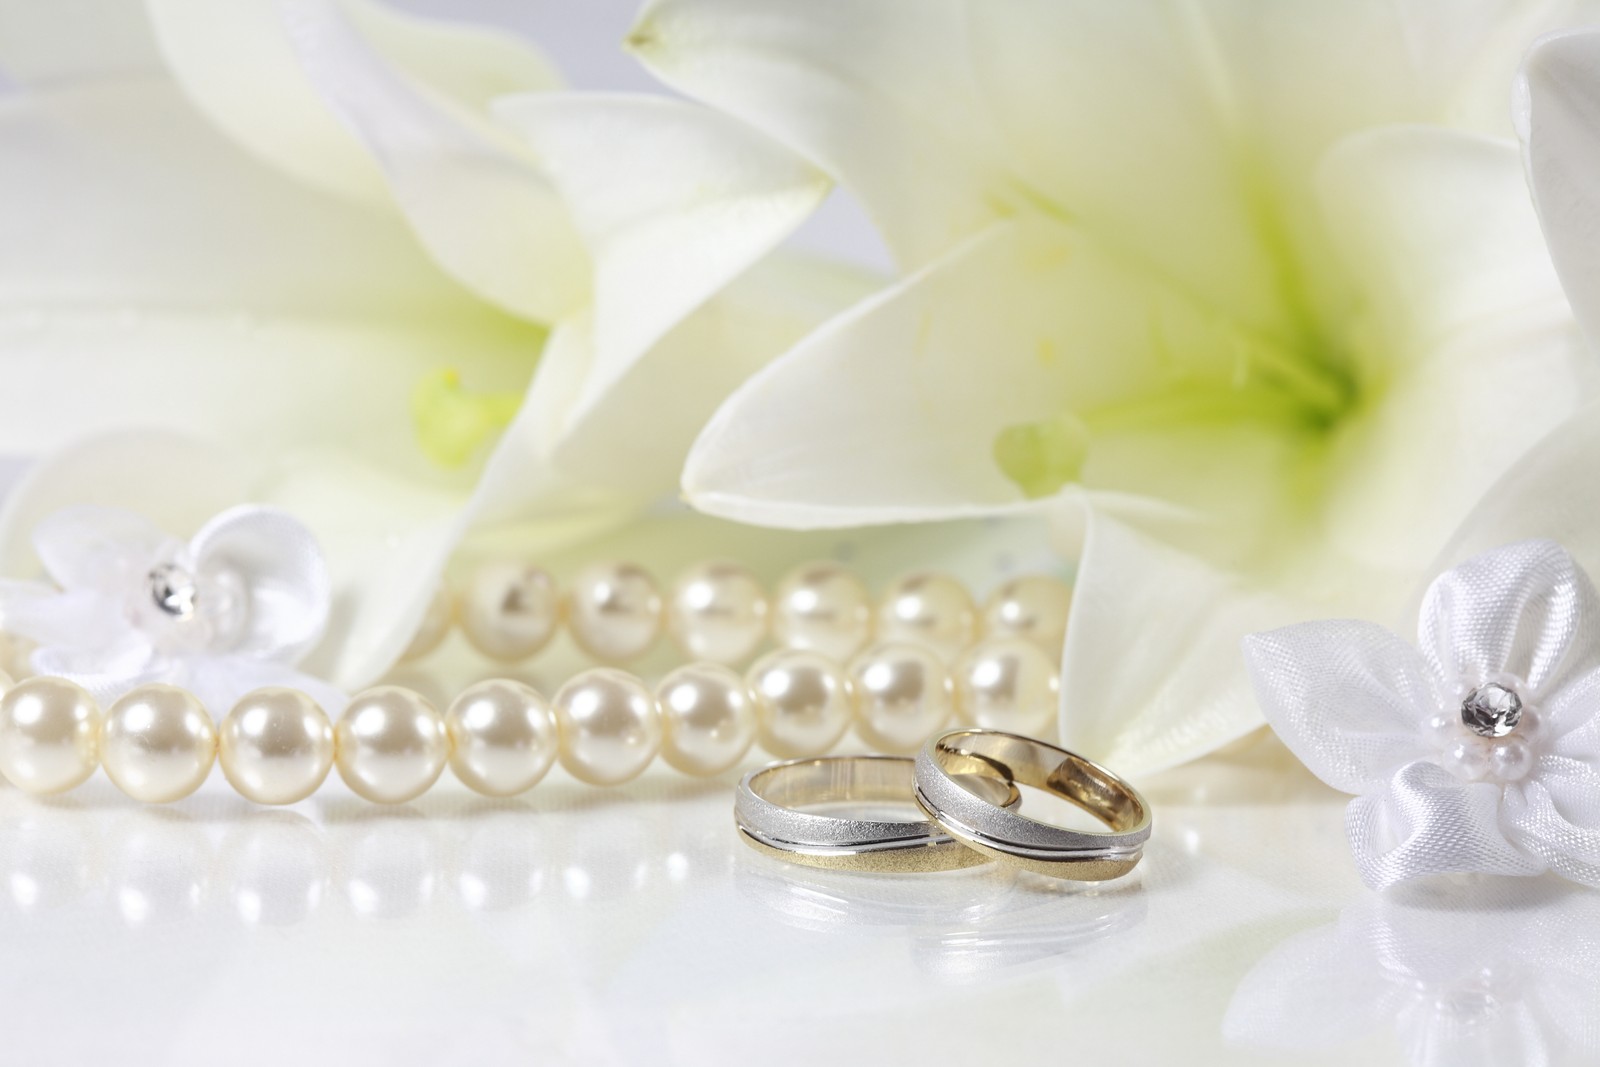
147;562;199;620
1461;682;1522;739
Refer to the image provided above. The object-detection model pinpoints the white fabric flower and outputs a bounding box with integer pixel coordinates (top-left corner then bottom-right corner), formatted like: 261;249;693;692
0;0;867;690
633;0;1600;775
1244;540;1600;890
0;504;342;715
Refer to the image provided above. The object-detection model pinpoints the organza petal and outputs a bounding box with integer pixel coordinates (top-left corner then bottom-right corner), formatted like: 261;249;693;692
186;505;331;665
1346;760;1541;890
0;583;125;654
1517;27;1600;350
30;632;162;710
1244;620;1439;795
1502;757;1600;888
147;0;586;320
494;92;829;417
1417;540;1600;700
0;431;462;692
30;505;172;594
177;654;348;719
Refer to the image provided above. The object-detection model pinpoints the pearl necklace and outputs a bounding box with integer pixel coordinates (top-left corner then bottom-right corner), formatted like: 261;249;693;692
0;563;1071;807
406;558;1072;669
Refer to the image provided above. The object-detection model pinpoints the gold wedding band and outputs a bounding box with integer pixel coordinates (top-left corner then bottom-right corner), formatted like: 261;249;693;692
913;729;1152;881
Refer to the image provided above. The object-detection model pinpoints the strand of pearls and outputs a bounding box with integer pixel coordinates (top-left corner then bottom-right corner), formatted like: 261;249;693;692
0;634;1064;807
412;559;1073;669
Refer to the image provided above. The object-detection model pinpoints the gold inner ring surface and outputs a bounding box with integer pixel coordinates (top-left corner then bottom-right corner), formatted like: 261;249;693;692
931;730;1147;834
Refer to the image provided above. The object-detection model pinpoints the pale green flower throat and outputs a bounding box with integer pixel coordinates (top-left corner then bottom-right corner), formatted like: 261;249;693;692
995;326;1360;500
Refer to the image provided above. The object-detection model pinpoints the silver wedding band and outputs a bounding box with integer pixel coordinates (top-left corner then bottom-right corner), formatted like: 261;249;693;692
735;754;1020;872
736;731;1151;880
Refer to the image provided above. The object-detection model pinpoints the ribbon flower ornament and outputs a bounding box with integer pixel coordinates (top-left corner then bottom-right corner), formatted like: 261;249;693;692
0;505;340;715
1244;540;1600;890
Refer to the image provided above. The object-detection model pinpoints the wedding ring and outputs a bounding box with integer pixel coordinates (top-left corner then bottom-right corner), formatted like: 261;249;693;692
914;729;1152;881
735;754;1020;873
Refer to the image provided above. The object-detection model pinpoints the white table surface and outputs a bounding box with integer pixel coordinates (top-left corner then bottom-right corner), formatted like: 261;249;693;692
3;711;1592;1067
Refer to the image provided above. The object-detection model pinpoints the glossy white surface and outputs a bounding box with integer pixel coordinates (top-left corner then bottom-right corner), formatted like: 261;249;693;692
1;725;1590;1066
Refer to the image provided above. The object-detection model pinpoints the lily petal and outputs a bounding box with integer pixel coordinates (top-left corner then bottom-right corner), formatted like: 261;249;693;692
1517;27;1600;349
630;0;1014;271
1317;125;1566;357
1346;759;1540;889
1243;619;1440;795
1501;756;1600;888
493;92;830;418
684;218;1245;527
1417;540;1600;699
0;80;493;318
0;0;162;85
146;0;587;320
485;251;880;526
1060;507;1332;775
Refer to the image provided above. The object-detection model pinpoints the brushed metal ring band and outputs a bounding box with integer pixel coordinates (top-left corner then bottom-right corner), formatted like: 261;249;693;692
735;754;1020;873
913;729;1152;881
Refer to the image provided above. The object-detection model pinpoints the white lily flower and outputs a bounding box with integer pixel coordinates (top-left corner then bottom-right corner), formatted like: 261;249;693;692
0;1;865;688
1245;540;1600;890
0;504;343;714
1399;28;1600;596
633;0;1600;772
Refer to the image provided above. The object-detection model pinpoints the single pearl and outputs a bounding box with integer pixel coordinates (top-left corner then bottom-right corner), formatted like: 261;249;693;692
877;572;977;661
849;642;954;755
335;686;451;804
219;688;336;805
101;684;216;803
459;562;561;662
0;676;100;794
772;561;873;661
656;663;757;776
1489;736;1535;782
981;575;1073;653
554;668;661;785
1441;738;1491;782
446;678;558;797
399;583;455;663
1421;711;1461;746
746;649;854;758
567;562;664;663
952;637;1060;735
667;561;769;664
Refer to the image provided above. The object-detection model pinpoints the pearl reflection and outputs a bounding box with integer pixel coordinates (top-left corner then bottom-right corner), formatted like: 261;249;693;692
105;812;210;926
0;811;95;913
0;777;732;931
218;813;327;926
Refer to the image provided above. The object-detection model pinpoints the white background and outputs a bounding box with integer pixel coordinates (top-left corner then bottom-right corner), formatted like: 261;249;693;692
1;4;1594;1065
